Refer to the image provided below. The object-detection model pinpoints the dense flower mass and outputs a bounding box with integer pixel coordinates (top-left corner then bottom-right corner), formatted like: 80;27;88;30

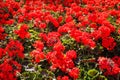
5;40;24;58
98;57;120;76
0;0;120;80
0;59;22;80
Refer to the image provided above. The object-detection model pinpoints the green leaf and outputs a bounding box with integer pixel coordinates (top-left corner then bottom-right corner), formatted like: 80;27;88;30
87;69;99;77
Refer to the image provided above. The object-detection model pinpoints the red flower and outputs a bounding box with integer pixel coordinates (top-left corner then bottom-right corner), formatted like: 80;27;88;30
64;57;75;69
58;22;73;33
89;23;98;29
58;16;63;23
5;40;24;58
18;15;24;23
47;32;61;46
62;76;69;80
39;23;46;29
99;26;111;38
70;29;82;42
46;50;76;72
110;10;118;16
102;37;116;50
14;24;30;39
91;30;101;40
0;26;7;40
65;15;73;23
5;19;14;25
47;37;59;46
57;76;62;80
112;56;120;67
1;62;13;72
0;26;4;32
48;32;61;38
68;67;79;79
33;40;44;51
66;50;77;59
82;37;96;49
0;59;22;80
0;32;7;40
39;33;48;41
53;41;65;52
88;14;97;22
49;16;59;27
30;49;45;63
57;76;69;80
98;57;120;76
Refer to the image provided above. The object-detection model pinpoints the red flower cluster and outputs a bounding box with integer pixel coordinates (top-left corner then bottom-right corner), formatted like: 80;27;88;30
102;37;116;50
0;59;22;80
57;76;69;80
0;0;21;25
46;41;79;79
30;49;45;63
30;40;45;63
68;67;79;79
39;32;61;46
112;56;120;68
5;40;24;58
98;57;120;76
49;15;59;27
14;24;30;39
0;26;7;40
70;29;96;49
0;40;24;80
2;0;117;51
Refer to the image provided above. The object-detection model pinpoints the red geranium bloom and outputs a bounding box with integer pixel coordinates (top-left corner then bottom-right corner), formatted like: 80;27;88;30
53;41;65;52
99;26;111;38
91;30;101;40
57;76;69;80
0;26;7;40
65;15;73;23
0;33;7;40
30;49;45;63
5;40;24;58
32;40;44;51
39;23;46;29
39;33;48;41
61;76;69;80
102;37;116;50
49;16;59;27
14;24;30;39
58;16;63;23
64;57;75;69
47;32;61;46
66;50;77;59
68;67;79;79
0;26;4;32
0;59;22;80
82;37;96;49
112;56;120;67
5;19;14;25
98;57;120;76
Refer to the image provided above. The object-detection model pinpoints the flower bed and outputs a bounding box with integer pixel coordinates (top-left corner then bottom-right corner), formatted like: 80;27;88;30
0;0;120;80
